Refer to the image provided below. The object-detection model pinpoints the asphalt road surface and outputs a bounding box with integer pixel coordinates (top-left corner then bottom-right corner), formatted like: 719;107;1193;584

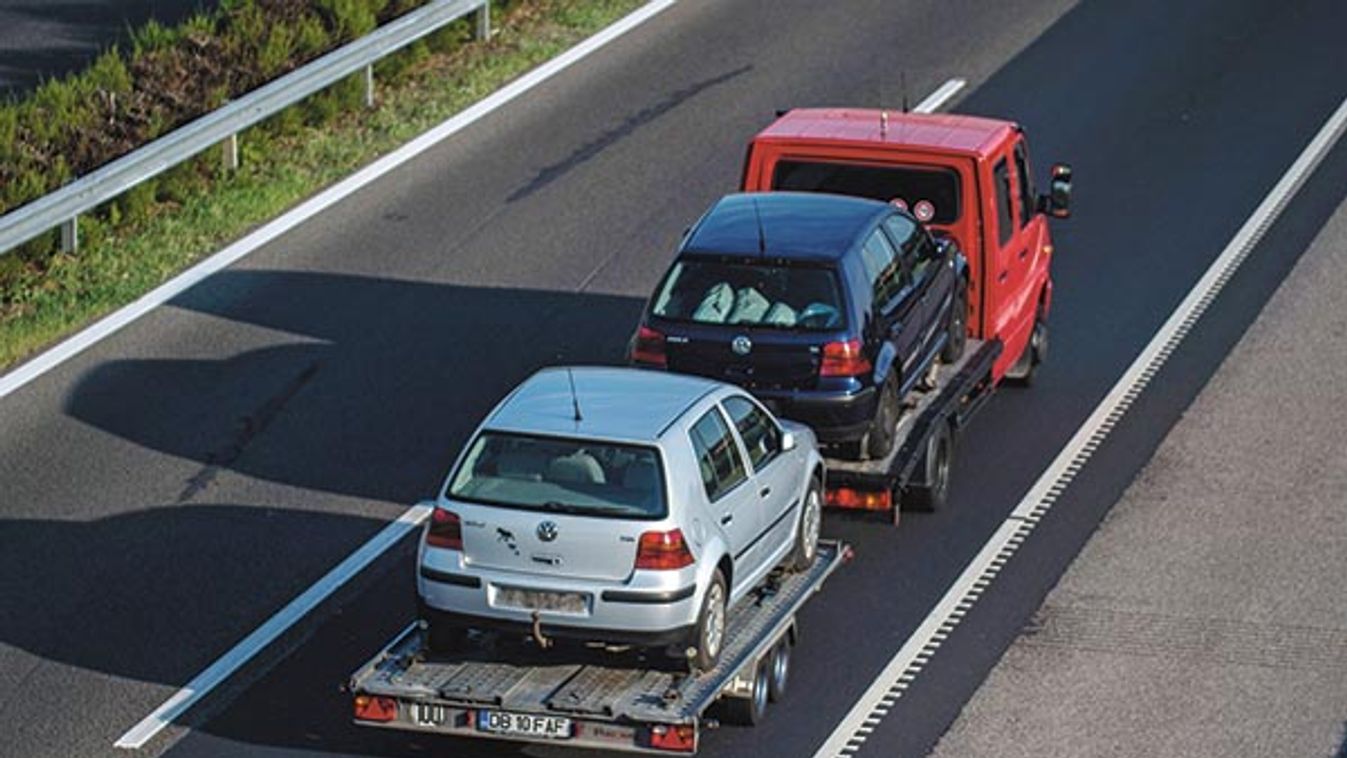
0;1;1344;757
0;0;217;97
929;198;1347;758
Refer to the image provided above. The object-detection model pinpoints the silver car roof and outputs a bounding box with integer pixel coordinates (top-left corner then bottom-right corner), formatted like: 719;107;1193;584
484;367;722;443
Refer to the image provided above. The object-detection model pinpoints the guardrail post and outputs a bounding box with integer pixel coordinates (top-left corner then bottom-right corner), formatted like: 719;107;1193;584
222;133;239;172
364;64;375;108
475;1;491;40
60;217;79;253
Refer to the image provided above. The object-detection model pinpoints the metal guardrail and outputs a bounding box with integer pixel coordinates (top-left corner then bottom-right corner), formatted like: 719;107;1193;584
0;0;490;256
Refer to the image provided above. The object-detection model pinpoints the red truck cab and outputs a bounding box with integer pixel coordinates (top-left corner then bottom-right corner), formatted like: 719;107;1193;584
741;109;1070;382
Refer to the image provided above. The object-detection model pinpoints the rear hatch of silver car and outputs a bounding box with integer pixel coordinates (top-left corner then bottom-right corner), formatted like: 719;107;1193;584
453;504;642;583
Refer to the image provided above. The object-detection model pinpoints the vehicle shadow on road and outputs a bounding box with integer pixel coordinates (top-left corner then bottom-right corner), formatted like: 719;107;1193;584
0;503;392;689
64;269;648;507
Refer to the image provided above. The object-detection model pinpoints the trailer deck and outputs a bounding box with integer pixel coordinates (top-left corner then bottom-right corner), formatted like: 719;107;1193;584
350;541;847;753
824;339;1001;516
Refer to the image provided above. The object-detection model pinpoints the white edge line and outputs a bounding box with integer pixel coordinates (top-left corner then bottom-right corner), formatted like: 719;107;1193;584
0;0;677;403
912;78;967;114
812;93;1347;758
114;504;433;749
111;1;677;748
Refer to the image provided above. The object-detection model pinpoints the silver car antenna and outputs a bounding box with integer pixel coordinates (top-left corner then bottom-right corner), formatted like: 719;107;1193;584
566;368;583;422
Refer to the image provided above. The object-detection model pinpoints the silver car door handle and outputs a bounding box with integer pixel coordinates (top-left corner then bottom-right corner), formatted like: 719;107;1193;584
721;514;734;525
759;486;771;498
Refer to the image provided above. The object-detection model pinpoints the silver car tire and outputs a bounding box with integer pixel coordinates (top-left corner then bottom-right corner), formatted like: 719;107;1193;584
688;570;728;673
788;479;822;571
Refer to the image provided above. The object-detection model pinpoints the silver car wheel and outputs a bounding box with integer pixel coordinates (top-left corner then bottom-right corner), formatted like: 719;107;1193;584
704;581;726;658
802;487;821;563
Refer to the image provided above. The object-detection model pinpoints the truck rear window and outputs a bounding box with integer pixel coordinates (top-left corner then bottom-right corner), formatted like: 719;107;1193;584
651;260;844;331
772;160;961;225
448;433;666;519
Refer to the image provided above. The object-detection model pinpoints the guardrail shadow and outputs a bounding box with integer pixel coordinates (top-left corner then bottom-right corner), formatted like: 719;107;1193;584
64;269;648;507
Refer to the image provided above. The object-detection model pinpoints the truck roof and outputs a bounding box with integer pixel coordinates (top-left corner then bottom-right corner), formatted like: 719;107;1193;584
486;367;718;443
682;192;889;262
754;108;1018;159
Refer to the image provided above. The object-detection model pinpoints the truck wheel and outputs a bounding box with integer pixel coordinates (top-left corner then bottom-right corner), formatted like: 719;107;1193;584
687;570;727;673
906;421;953;512
1006;306;1047;385
787;479;822;571
864;377;901;460
940;281;969;364
720;659;770;726
767;638;792;702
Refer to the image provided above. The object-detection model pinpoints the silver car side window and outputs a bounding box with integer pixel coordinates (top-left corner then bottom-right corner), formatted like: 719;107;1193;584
689;409;748;502
722;396;782;471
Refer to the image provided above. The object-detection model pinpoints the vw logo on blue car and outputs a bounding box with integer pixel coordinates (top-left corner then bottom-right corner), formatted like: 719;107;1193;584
731;335;753;356
536;520;559;542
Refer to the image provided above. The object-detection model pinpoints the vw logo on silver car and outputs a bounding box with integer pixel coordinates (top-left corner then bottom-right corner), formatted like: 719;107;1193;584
536;520;559;542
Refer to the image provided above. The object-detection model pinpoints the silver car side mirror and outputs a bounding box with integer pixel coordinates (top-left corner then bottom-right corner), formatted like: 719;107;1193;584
781;431;797;452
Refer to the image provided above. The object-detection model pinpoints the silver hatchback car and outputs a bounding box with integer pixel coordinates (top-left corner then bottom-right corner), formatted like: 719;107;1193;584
417;367;824;670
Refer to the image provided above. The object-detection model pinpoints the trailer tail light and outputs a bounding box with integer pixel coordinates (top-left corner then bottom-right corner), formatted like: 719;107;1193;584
646;723;697;752
631;326;668;368
825;487;892;510
353;694;398;722
819;339;872;377
426;507;462;550
634;529;695;570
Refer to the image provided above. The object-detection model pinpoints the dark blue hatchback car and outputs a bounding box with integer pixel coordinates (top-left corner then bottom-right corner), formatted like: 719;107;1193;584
632;192;967;459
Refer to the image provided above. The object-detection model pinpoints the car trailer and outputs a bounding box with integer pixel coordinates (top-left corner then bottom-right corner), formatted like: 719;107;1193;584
823;339;1001;522
349;540;849;754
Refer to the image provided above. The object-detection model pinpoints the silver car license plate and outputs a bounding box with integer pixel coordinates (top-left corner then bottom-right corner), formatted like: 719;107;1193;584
477;709;573;739
495;587;587;614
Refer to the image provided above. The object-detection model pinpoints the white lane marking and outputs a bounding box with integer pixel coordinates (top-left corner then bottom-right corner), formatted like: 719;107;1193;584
812;93;1347;758
111;1;677;748
114;504;434;749
0;0;677;403
913;78;967;114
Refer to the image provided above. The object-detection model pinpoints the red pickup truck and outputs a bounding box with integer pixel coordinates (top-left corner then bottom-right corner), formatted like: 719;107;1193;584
740;108;1071;383
738;108;1071;514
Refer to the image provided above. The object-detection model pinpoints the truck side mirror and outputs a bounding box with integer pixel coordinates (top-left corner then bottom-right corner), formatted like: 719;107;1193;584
1038;163;1072;219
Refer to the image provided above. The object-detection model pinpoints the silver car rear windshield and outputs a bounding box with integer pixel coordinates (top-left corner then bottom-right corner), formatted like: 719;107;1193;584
652;260;844;331
447;432;667;519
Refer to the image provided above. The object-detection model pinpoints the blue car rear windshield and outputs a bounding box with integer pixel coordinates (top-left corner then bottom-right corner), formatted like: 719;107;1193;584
447;432;666;519
652;260;844;331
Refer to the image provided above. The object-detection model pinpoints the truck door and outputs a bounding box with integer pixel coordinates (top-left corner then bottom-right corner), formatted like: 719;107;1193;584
986;148;1035;376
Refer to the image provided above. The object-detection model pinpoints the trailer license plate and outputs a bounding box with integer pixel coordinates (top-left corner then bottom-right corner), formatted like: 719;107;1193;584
411;702;448;727
477;710;573;740
495;587;587;615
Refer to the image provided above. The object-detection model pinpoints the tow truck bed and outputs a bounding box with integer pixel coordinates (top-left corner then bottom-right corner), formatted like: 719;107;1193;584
349;541;847;754
824;339;1000;516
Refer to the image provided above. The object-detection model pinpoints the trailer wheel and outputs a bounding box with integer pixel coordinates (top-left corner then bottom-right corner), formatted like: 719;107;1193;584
906;421;953;512
941;279;969;364
721;660;770;726
787;479;822;571
767;639;792;702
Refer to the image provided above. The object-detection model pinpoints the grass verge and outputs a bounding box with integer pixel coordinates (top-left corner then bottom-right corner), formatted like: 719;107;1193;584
0;0;643;370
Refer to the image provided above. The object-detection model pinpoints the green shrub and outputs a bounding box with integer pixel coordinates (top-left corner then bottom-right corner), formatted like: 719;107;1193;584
317;0;387;39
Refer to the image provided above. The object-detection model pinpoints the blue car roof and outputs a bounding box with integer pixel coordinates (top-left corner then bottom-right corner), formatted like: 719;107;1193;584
680;192;890;262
